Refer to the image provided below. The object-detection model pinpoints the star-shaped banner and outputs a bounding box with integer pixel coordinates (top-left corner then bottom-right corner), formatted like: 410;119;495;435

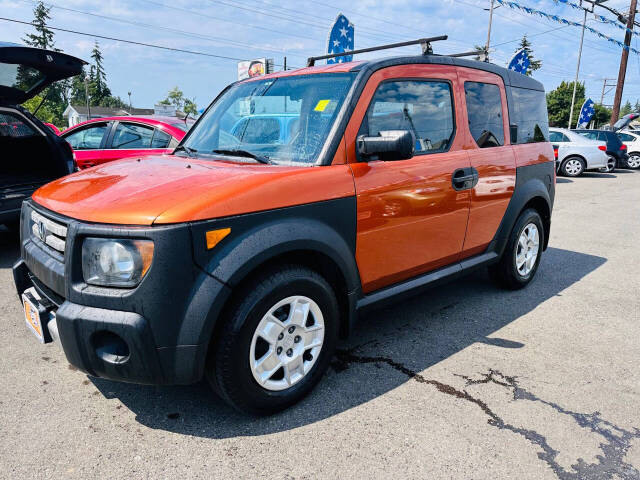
326;13;354;64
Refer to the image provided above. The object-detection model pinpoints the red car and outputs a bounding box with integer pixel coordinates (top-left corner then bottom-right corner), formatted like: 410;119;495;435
60;116;192;169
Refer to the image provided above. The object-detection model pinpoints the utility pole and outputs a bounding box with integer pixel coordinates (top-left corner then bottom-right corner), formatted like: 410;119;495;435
600;78;616;104
569;3;588;129
611;0;637;124
484;0;496;61
128;91;132;113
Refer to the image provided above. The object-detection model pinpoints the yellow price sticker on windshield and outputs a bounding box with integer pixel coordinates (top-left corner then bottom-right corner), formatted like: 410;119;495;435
314;99;331;112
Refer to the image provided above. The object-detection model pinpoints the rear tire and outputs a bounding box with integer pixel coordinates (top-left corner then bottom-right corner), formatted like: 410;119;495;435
560;156;585;177
600;157;616;173
627;153;640;169
207;265;339;415
489;209;544;290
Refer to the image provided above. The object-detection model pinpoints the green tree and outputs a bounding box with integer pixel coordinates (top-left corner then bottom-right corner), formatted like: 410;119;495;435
546;81;585;127
20;1;67;126
634;100;640;113
159;87;198;117
88;42;111;105
592;103;612;129
515;35;542;76
620;100;633;116
22;2;56;50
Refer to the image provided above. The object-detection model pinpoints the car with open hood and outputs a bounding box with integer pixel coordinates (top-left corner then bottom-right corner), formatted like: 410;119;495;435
0;42;85;230
13;37;555;415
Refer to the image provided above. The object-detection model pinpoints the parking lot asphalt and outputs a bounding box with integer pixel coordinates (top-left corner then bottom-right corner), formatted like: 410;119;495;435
1;169;639;479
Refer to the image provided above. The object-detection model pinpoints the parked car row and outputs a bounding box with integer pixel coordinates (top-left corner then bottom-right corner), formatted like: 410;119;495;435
550;126;640;177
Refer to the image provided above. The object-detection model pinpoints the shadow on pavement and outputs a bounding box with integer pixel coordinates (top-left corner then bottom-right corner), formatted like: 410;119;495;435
0;227;20;269
555;178;573;184
91;247;606;438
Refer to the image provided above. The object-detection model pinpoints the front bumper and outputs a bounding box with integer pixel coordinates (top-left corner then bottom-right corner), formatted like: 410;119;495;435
13;201;231;385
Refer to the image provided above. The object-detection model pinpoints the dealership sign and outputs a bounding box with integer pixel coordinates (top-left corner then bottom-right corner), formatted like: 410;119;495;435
237;58;274;80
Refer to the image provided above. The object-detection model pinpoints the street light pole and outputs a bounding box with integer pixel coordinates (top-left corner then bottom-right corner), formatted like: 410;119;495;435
128;91;132;113
569;5;588;129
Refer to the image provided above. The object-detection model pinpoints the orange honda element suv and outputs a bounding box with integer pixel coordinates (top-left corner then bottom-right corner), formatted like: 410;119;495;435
14;38;554;414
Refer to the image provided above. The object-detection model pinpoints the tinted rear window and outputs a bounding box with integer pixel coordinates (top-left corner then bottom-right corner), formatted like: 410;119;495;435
464;81;504;148
511;87;549;143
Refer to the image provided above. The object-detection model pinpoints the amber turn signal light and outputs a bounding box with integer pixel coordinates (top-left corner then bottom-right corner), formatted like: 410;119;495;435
206;228;231;250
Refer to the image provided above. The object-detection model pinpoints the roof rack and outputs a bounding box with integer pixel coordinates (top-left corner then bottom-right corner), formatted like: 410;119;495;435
306;36;448;67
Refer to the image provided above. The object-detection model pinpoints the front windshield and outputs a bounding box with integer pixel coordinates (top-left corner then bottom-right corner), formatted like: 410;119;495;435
182;73;356;165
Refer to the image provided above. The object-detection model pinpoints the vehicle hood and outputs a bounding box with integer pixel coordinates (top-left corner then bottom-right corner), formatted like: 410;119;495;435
32;155;355;225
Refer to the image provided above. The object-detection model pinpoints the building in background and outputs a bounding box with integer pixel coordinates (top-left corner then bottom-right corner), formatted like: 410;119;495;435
63;105;154;127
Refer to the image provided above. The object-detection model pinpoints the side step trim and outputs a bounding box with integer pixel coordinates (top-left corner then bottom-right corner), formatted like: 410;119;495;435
356;251;499;312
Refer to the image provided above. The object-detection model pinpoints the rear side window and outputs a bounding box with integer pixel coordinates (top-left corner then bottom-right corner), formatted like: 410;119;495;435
151;129;171;148
0;112;38;138
464;82;504;148
361;80;455;154
64;123;108;150
511;87;549;143
618;133;635;142
112;122;154;149
232;117;281;144
549;131;569;142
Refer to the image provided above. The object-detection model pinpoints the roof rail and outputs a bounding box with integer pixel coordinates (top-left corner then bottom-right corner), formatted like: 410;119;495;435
306;36;448;67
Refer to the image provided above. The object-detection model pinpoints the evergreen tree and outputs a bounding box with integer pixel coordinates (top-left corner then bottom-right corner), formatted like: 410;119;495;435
620;100;633;116
546;81;585;127
88;42;111;105
634;100;640;113
515;35;542;76
592;103;612;129
22;2;56;50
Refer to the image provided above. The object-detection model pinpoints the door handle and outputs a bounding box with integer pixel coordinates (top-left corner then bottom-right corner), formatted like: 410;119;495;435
452;167;479;191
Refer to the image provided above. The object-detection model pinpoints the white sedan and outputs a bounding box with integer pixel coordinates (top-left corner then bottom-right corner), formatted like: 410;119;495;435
616;131;640;169
549;128;611;176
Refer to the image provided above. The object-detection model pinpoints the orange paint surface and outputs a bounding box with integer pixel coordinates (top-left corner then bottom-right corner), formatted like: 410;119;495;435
33;155;355;225
343;64;472;292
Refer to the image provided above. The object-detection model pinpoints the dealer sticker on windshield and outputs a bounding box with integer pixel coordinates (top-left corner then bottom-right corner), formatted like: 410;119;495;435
314;99;331;112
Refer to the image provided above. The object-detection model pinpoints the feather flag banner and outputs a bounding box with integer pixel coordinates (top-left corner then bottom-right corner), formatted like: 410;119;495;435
326;14;354;64
507;48;530;75
577;98;596;128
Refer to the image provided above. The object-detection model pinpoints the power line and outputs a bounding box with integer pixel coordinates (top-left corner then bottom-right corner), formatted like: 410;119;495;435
18;0;305;58
0;16;281;64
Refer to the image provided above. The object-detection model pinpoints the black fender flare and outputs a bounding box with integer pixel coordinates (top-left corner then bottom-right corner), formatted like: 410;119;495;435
183;198;361;355
489;162;554;256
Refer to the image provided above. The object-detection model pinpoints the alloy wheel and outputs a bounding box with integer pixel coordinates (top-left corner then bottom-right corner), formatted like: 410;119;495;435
249;295;324;391
627;154;640;169
516;223;540;277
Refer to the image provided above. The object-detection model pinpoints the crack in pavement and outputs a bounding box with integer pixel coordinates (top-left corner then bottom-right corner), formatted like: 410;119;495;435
333;350;640;479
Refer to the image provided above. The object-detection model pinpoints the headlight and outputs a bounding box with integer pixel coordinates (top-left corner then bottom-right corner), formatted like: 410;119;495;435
82;238;154;288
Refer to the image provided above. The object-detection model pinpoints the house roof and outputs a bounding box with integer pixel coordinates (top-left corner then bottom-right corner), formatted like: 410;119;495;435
64;105;155;117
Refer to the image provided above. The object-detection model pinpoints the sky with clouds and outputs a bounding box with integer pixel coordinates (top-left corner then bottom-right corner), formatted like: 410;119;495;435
2;0;640;111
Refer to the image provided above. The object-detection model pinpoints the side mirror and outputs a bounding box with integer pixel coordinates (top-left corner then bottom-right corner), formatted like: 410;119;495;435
510;124;518;144
357;130;415;161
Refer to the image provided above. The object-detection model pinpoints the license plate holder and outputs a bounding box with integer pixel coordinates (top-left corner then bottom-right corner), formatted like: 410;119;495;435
22;289;53;344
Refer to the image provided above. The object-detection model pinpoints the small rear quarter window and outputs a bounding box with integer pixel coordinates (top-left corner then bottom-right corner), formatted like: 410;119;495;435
511;87;549;143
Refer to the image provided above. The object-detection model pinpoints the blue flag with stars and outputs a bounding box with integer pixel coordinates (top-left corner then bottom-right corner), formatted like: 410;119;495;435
507;48;530;75
578;98;595;128
326;13;354;64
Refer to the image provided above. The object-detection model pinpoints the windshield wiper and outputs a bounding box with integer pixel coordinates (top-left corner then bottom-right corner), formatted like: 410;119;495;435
173;145;198;157
211;149;271;164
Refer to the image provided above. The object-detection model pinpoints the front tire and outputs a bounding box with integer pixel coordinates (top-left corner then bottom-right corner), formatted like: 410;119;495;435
208;265;339;415
560;156;585;177
489;209;544;290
